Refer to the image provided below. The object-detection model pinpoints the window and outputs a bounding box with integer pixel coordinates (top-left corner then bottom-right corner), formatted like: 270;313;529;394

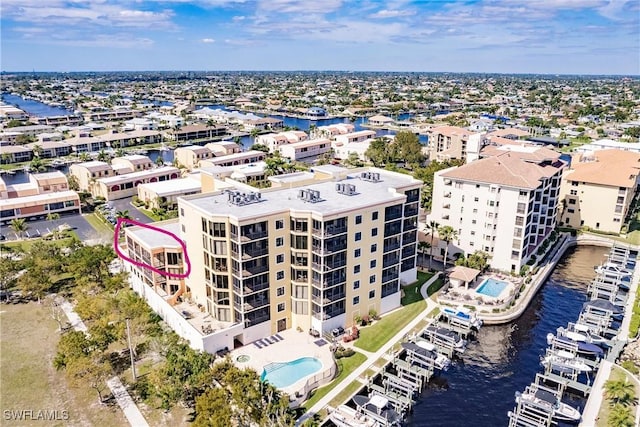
355;215;362;224
275;219;284;229
180;208;184;216
372;228;378;237
369;290;375;299
369;275;375;284
371;244;377;252
370;260;376;268
276;254;284;264
372;211;378;221
354;265;361;274
568;198;576;205
276;237;284;247
473;209;478;214
353;280;360;289
474;197;479;202
354;248;361;258
353;296;360;305
277;286;285;297
570;189;577;196
355;232;362;241
567;208;575;213
277;303;285;312
276;271;284;280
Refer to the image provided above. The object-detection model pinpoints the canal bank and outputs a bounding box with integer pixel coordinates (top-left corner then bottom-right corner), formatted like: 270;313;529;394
406;245;609;427
481;234;632;326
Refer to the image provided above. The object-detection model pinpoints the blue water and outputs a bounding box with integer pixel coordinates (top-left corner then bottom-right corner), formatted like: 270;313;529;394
261;357;322;388
1;93;74;117
476;278;509;298
406;245;608;427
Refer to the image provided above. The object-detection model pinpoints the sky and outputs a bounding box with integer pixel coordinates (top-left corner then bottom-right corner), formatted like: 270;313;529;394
1;0;639;75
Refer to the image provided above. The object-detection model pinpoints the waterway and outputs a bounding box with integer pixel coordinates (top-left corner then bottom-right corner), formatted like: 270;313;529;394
1;93;74;117
406;244;608;427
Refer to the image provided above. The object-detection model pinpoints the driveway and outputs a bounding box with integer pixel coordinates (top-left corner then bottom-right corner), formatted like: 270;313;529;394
109;198;153;224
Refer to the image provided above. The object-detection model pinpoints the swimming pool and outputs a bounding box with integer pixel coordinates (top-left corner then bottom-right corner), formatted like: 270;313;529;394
261;357;322;388
475;278;508;298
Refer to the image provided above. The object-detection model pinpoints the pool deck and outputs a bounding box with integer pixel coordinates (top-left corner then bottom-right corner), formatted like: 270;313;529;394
229;328;335;397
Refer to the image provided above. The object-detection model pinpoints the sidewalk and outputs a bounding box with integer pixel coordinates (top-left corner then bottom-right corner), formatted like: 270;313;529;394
296;274;441;425
57;296;149;427
580;359;612;427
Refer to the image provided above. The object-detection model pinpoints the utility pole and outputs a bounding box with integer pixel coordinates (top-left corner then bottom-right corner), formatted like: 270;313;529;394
125;318;136;382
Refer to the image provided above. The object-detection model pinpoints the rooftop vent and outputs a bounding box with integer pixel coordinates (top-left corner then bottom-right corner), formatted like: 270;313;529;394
298;188;322;203
226;190;262;206
360;171;381;182
335;183;357;196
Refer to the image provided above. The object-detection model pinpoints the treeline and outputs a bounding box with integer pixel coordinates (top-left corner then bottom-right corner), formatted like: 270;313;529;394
0;241;300;425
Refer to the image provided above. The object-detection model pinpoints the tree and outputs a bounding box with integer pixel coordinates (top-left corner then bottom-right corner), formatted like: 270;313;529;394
624;127;640;139
608;403;635;427
438;225;458;268
29;157;48;172
46;212;61;221
67;174;80;191
116;210;132;220
417;241;430;269
193;387;233;427
604;379;636;407
10;218;28;239
53;330;95;370
97;150;109;162
0;257;19;302
32;144;43;157
394;131;424;166
425;220;439;271
67;356;112;404
344;151;363;167
79;152;90;162
365;137;390;167
250;128;261;144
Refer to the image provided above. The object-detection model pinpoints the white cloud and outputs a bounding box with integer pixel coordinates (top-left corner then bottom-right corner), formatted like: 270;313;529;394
232;15;246;21
201;38;215;43
369;9;415;19
256;0;343;15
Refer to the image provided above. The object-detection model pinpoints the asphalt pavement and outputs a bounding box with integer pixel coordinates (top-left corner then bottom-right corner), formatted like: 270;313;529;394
2;212;104;242
108;198;153;224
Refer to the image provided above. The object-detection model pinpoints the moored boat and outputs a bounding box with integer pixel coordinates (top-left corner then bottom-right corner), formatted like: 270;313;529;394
515;387;581;423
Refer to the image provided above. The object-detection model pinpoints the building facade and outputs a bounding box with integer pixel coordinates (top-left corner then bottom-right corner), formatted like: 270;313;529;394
427;125;482;161
124;166;422;353
429;145;565;272
559;149;640;233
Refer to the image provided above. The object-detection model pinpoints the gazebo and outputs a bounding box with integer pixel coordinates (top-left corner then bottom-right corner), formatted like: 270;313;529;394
447;265;481;289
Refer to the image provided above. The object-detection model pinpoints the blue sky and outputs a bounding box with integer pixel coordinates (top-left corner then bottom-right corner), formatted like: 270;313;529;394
1;0;639;74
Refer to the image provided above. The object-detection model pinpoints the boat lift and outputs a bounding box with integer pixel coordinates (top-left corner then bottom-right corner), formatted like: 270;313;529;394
508;378;565;427
436;315;477;338
419;326;464;358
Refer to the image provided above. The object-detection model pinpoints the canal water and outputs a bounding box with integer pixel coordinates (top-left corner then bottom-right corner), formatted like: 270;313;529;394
406;244;608;427
1;93;74;117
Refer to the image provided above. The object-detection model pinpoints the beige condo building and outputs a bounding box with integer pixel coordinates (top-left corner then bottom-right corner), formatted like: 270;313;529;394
123;166;422;353
559;149;640;233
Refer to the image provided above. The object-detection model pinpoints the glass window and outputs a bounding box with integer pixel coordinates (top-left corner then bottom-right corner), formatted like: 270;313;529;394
276;271;284;280
353;280;360;289
369;275;375;284
370;260;376;268
355;215;362;224
353;296;360;305
277;303;285;312
372;211;378;221
369;290;375;299
372;228;378;237
354;265;360;274
354;248;361;258
355;232;362;241
277;286;285;296
275;219;284;229
371;244;377;253
276;254;284;263
276;237;284;247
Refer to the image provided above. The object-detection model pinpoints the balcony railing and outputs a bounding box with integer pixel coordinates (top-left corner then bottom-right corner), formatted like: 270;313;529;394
383;241;401;252
240;265;269;277
311;225;347;238
242;248;268;260
311;292;346;305
240;230;268;242
311;244;347;255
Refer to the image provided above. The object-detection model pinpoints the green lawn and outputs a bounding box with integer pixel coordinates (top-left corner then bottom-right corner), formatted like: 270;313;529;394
426;278;445;297
301;351;367;411
401;271;433;305
138;208;164;222
85;212;114;234
355;301;427;353
0;233;78;253
329;380;365;407
0;301;128;427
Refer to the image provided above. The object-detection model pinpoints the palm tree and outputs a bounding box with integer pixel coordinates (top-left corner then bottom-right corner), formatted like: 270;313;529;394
438;225;458;268
604;379;636;407
10;218;28;239
425;220;440;271
29;157;48;172
46;213;61;221
250;127;261;145
608;403;635;426
97;149;109;162
79;152;90;162
116;210;132;220
417;241;430;269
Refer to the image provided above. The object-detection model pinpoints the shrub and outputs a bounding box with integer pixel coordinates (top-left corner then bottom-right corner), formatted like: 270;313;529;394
621;360;639;375
335;348;355;359
368;309;378;320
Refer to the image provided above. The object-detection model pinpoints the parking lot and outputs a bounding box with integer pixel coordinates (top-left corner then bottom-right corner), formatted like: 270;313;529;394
2;213;109;242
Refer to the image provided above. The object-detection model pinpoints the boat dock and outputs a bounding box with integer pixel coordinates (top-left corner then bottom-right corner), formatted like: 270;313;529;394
509;242;637;426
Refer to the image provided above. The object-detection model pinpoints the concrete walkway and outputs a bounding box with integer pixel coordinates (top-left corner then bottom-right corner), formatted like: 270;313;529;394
296;274;441;425
580;359;612;427
57;296;149;427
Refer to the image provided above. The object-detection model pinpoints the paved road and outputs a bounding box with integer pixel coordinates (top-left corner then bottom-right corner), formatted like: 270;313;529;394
109;198;153;224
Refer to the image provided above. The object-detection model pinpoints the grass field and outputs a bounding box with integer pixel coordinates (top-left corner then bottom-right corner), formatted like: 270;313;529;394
0;301;128;427
0;233;78;253
84;213;114;234
595;365;640;427
355;273;432;353
301;351;367;411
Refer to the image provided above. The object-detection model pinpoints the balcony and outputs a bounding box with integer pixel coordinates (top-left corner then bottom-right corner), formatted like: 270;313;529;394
240;230;268;242
311;243;347;255
383;256;400;268
240;264;269;277
404;205;419;217
383;241;401;253
233;280;269;295
311;225;347;238
241;247;268;260
311;292;346;305
311;276;346;288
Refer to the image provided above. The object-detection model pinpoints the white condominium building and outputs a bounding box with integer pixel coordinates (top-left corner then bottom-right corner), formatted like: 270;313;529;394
430;144;566;272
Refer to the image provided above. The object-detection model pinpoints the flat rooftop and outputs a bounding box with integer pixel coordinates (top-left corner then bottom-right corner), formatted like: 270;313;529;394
125;220;182;250
138;177;202;195
182;169;421;220
98;166;179;185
